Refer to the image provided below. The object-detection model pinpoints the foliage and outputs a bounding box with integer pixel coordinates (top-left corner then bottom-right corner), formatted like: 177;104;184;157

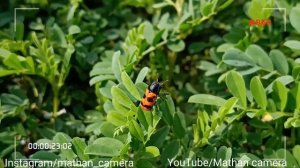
1;0;300;167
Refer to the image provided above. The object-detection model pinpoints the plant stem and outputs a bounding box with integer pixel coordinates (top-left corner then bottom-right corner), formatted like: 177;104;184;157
142;40;167;56
53;93;59;117
52;84;60;120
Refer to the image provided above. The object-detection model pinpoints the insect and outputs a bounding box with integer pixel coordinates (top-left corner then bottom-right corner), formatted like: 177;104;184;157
140;81;163;111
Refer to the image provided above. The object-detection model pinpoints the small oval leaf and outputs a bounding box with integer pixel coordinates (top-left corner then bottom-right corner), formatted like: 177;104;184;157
226;71;247;109
250;76;267;109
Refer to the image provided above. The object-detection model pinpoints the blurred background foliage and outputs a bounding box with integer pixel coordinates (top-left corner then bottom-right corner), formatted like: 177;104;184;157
1;0;300;167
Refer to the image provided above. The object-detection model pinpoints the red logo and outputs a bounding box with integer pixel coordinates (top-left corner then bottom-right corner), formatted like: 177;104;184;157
248;19;272;26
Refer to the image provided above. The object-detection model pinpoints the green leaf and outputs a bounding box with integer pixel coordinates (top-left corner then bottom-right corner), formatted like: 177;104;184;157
80;36;94;44
0;69;20;77
275;149;299;168
90;67;113;76
84;137;124;156
0;93;26;106
238;153;260;166
165;95;175;114
49;24;67;47
269;49;289;75
121;71;141;100
158;13;171;31
239;66;261;75
53;133;76;160
71;137;89;160
112;99;130;114
128;119;144;142
3;54;24;70
100;122;115;137
147;126;169;148
137;107;152;130
285;117;296;128
292;145;300;166
68;25;81;35
161;140;180;164
293;66;300;80
0;145;14;158
265;75;294;93
226;71;247;108
136;82;148;97
67;4;78;21
217;43;234;52
159;95;175;125
152;29;165;46
292;119;300;127
188;94;226;106
219;97;238;121
290;6;300;33
153;2;170;8
135;67;149;84
188;42;209;54
284;40;300;50
111;86;134;108
223;28;246;44
30;151;60;161
24;57;35;73
217;146;232;168
198;61;223;76
247;0;274;20
173;113;185;139
107;111;127;126
246;44;273;71
273;80;288;111
249;119;272;129
29;22;44;30
250;76;267;109
223;48;255;67
0;48;11;59
112;51;122;82
202;4;213;16
144;21;155;45
137;107;147;128
292;82;300;110
85;122;102;135
63;44;75;70
145;146;160;158
202;146;217;160
167;40;185;52
89;75;116;85
200;0;217;16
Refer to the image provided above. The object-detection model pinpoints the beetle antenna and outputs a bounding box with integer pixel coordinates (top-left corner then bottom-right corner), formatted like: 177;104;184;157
160;80;168;86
